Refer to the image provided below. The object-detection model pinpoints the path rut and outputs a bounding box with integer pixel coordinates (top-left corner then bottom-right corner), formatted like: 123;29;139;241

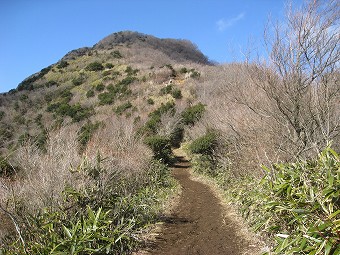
139;151;258;255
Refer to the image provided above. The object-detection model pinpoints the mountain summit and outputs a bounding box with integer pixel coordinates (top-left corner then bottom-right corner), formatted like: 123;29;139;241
61;31;211;65
93;31;211;64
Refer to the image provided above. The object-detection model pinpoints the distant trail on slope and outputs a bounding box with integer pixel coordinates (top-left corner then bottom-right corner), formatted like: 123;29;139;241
140;150;258;255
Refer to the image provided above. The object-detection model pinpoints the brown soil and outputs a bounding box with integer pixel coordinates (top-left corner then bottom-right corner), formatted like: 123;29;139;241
137;150;260;255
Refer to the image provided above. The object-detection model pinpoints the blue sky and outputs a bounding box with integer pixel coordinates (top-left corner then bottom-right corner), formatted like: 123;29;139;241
0;0;302;93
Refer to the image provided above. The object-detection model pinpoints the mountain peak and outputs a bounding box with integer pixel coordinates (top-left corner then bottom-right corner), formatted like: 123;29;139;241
93;31;211;65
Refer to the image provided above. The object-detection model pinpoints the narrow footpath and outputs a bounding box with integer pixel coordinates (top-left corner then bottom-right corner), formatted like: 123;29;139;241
138;150;261;255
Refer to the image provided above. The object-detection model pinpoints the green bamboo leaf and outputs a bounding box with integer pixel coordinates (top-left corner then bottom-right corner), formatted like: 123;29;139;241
62;225;72;239
324;240;332;255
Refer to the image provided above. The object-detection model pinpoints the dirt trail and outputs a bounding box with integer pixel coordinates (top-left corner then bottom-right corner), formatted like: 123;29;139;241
138;150;260;255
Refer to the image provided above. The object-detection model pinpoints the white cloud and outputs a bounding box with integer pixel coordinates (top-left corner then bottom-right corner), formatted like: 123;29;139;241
217;12;245;31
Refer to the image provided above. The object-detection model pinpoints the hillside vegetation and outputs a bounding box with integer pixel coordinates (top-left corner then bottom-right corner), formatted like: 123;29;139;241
0;0;339;254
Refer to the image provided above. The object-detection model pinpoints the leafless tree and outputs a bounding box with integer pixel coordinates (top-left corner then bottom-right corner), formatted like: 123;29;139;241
246;0;340;158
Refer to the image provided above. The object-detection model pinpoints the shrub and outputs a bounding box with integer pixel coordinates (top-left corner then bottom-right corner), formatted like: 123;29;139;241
57;60;69;69
181;103;205;125
34;113;43;127
189;131;217;156
47;102;92;122
190;69;200;79
34;129;48;152
171;88;182;99
86;89;95;98
180;67;188;73
169;125;184;148
125;66;139;76
85;62;104;71
45;80;58;88
147;98;154;105
95;83;105;91
18;132;31;145
72;75;86;86
111;50;122;58
17;65;52;91
60;89;73;102
78;121;101;151
105;63;114;69
14;115;25;125
98;92;115;105
0;110;5;121
114;101;132;115
20;94;29;101
144;135;173;163
0;156;16;177
160;85;173;95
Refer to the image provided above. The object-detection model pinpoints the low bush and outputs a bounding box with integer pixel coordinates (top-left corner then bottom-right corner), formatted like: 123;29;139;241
105;63;114;69
72;75;86;86
181;103;205;125
17;65;52;91
0;155;16;177
57;60;69;69
98;92;115;105
171;88;182;99
147;98;154;105
111;50;123;59
47;102;92;122
160;85;173;95
0;110;5;121
45;80;58;88
85;62;104;71
86;89;95;98
78;121;101;152
169;125;184;148
114;101;132;115
95;83;105;92
189;131;217;156
144;135;173;163
125;66;139;76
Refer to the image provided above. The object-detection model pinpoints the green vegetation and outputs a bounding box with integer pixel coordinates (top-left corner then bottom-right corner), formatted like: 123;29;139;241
232;146;340;255
17;65;53;91
1;156;175;254
125;66;139;76
45;80;58;88
98;92;115;105
189;69;200;79
0;110;5;121
189;131;217;156
171;88;182;99
114;101;132;115
181;103;205;125
144;135;173;163
85;62;104;71
0;155;16;177
78;121;101;152
140;102;175;136
47;102;92;122
72;75;87;86
160;85;173;95
57;60;69;69
111;50;123;59
105;63;114;69
147;98;154;105
98;77;135;105
190;144;340;255
86;89;95;98
95;83;105;92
